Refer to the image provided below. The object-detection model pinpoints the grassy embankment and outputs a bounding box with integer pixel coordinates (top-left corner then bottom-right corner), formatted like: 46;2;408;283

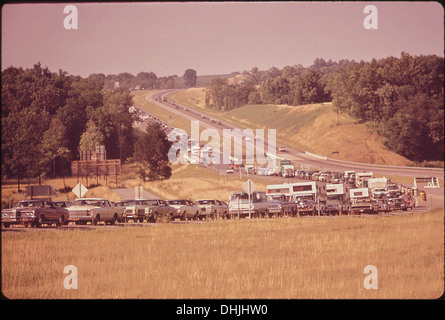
2;208;443;299
170;88;414;167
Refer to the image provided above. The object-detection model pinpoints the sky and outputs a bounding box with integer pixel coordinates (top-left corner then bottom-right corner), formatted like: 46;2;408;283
2;2;444;78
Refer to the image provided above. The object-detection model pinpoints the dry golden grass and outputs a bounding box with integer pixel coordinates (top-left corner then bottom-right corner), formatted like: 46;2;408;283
125;164;271;202
2;209;443;299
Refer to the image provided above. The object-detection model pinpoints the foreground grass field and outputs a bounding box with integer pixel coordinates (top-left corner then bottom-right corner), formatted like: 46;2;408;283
2;208;443;299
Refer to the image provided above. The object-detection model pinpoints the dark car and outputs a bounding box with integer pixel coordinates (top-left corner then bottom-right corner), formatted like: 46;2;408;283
388;197;408;211
2;200;69;228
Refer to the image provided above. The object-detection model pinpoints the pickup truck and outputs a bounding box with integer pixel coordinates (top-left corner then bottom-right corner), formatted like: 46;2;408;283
195;199;229;219
266;194;297;217
144;199;177;222
67;198;121;225
228;191;269;218
166;199;201;220
2;200;69;228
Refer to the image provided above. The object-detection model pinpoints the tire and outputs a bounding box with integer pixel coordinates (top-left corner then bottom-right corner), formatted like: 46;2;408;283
93;215;100;225
110;214;118;225
56;215;64;228
36;215;44;228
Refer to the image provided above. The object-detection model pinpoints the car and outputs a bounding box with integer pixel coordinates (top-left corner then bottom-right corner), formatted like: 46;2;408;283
225;169;234;174
278;146;287;152
166;199;201;220
144;199;177;222
350;198;379;214
195;199;229;219
2;200;69;228
122;199;156;222
113;200;135;222
376;199;390;213
67;198;121;225
401;195;415;210
2;200;41;228
388;197;408;211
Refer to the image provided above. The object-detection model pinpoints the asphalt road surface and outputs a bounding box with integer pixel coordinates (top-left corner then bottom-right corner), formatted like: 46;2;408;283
112;187;158;200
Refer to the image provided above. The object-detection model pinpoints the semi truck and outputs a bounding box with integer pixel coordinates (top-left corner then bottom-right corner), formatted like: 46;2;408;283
279;160;295;178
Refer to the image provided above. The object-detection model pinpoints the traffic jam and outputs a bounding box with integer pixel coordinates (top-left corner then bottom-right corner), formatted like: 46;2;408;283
1;169;422;230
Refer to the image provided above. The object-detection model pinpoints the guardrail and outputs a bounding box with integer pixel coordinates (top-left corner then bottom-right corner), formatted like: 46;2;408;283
305;151;443;173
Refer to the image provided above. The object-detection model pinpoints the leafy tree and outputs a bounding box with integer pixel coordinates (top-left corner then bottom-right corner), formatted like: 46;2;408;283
41;118;70;176
183;69;197;87
78;120;104;153
90;88;134;161
133;123;172;181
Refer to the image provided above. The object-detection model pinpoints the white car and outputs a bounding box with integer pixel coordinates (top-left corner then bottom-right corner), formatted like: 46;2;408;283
195;199;229;219
166;199;201;220
67;198;121;225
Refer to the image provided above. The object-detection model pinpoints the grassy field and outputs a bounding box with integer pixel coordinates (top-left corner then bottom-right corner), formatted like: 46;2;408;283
2;208;443;299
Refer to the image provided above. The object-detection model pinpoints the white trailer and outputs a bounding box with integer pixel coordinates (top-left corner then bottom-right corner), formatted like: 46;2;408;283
350;188;370;202
368;177;388;198
288;181;327;215
356;172;374;188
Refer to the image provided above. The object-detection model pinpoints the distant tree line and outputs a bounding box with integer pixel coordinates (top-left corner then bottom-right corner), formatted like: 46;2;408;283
205;53;444;162
91;68;197;91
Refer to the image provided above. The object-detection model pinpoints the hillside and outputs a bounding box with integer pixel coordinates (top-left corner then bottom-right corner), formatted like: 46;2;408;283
172;88;413;166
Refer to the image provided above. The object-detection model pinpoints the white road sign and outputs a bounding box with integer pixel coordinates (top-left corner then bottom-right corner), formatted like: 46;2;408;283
242;179;256;194
72;183;88;198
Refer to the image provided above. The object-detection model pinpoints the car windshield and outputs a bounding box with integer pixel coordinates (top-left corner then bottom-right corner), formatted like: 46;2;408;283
15;201;44;208
197;200;216;205
74;199;103;206
167;200;187;205
118;201;134;206
132;200;157;205
230;193;249;201
145;200;160;206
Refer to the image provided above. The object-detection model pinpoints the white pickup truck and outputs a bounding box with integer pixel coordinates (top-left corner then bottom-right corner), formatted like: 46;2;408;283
67;198;121;225
228;191;269;218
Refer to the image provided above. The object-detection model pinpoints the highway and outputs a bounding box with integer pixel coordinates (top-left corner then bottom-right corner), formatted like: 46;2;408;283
143;89;443;208
147;90;444;177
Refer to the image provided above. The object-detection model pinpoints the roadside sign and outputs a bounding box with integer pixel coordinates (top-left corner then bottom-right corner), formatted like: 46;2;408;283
72;183;88;198
26;185;57;199
242;179;256;220
242;179;256;194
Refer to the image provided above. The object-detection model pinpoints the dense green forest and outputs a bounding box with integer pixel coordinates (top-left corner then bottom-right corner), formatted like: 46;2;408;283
1;63;175;183
1;63;136;181
205;53;444;162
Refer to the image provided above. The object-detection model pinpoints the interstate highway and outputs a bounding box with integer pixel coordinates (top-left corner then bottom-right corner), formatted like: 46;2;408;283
146;90;444;180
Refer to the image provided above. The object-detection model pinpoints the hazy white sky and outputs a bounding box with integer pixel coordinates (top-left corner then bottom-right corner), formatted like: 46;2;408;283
2;2;444;77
